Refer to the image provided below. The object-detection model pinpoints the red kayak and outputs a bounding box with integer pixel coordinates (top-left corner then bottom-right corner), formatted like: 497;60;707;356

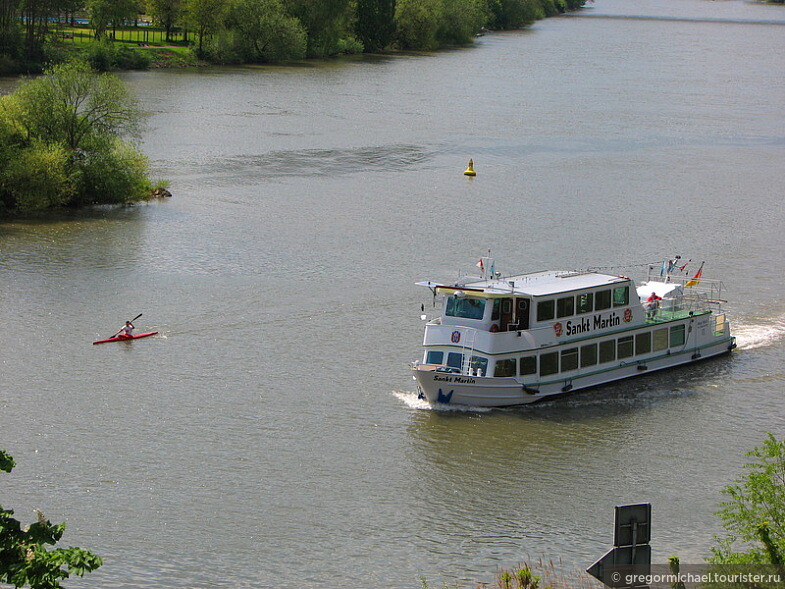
92;331;158;345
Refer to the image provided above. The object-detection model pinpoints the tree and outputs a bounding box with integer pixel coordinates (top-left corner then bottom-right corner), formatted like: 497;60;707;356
0;60;154;213
12;60;141;152
184;0;227;55
86;0;137;39
394;0;441;50
287;0;355;57
147;0;181;41
711;434;785;566
224;0;307;62
0;450;102;588
356;0;395;52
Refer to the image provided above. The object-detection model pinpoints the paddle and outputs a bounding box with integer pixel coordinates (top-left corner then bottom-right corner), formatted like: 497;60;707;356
109;313;143;339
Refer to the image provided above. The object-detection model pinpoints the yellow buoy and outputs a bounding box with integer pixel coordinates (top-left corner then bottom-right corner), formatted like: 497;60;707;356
463;159;476;176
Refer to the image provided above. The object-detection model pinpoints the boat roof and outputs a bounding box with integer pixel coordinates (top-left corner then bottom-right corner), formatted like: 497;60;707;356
418;270;629;298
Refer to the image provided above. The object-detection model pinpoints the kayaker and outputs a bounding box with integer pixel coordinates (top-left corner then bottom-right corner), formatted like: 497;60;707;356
120;321;135;337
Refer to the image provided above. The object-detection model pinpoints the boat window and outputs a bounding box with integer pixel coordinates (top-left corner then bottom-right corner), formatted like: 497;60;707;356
426;350;444;365
491;299;501;320
556;296;574;319
520;356;537;376
612;286;629;307
577;293;593;314
599;340;616;363
670;324;686;346
470;356;488;376
618;336;634;359
581;343;598;367
540;352;559;376
494;358;516;377
653;328;669;351
446;296;486;320
447;352;464;369
561;348;578;371
636;332;652;355
595;290;611;310
537;300;555;322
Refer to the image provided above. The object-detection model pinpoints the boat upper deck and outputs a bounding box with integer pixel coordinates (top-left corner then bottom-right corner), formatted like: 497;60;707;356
427;270;629;298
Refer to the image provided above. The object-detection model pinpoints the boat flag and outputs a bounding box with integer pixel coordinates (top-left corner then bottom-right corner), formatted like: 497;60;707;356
477;259;484;274
685;262;704;287
660;261;667;277
679;259;690;272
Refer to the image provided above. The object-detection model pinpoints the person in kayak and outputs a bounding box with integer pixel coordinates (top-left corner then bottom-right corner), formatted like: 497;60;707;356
119;320;135;338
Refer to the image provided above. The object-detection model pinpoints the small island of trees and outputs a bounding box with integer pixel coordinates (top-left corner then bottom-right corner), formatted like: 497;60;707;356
0;60;160;216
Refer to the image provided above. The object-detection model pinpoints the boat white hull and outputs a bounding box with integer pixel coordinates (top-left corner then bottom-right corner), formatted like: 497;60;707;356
412;337;735;407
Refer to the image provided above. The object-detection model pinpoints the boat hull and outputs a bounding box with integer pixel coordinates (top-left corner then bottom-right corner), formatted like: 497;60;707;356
412;337;735;407
92;331;158;345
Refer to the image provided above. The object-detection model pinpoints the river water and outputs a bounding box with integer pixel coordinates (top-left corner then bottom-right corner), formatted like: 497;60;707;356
2;0;785;587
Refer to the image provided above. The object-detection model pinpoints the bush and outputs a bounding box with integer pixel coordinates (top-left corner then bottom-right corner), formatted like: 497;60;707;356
1;141;75;212
75;138;153;206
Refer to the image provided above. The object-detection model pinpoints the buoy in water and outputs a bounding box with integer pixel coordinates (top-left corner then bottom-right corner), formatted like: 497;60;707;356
463;159;476;176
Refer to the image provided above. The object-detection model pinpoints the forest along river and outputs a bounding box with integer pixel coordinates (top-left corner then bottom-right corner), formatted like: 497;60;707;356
1;0;784;587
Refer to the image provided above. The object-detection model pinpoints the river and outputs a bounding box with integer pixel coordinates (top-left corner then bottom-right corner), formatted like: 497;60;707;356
1;0;784;587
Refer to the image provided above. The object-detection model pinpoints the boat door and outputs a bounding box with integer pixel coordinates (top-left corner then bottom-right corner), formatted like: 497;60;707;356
499;298;513;331
516;298;530;330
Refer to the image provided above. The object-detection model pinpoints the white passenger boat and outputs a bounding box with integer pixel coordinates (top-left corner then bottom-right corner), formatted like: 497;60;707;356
411;257;735;407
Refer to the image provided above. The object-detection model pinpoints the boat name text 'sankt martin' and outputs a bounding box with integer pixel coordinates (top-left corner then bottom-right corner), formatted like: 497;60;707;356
411;257;735;407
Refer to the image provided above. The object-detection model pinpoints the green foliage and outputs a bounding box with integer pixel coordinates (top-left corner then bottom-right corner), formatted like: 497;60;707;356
0;450;102;589
485;0;540;29
2;140;75;212
710;434;785;566
287;0;355;57
84;40;152;71
395;0;486;50
184;0;228;54
12;60;141;151
394;0;441;50
356;0;396;52
224;0;307;62
0;60;156;215
437;0;487;46
75;137;153;206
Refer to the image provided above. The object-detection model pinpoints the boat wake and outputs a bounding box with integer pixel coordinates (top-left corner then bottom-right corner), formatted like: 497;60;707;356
392;391;492;413
733;315;785;350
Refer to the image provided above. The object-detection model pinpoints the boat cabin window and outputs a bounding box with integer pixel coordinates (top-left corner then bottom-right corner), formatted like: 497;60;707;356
556;296;574;319
491;299;501;320
599;340;616;363
577;293;593;314
618;335;634;359
595;290;612;311
581;343;598;367
537;300;555;322
447;352;464;369
653;328;668;351
446;296;486;320
470;356;488;375
670;325;686;346
612;285;629;307
540;352;559;376
635;332;651;355
426;350;444;365
519;356;537;376
494;358;516;377
561;348;578;371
